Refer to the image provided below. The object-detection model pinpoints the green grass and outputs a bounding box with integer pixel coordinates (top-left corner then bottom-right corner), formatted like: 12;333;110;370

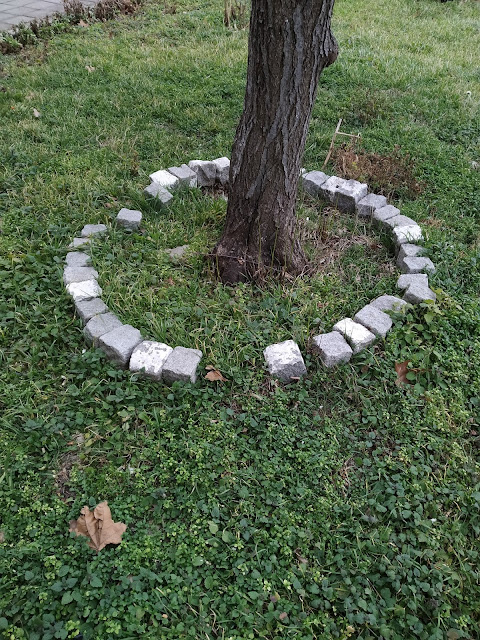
1;0;480;638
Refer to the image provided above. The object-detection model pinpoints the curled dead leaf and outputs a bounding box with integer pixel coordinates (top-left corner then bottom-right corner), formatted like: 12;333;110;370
33;108;40;118
85;65;96;73
69;501;126;552
205;369;227;382
395;360;414;386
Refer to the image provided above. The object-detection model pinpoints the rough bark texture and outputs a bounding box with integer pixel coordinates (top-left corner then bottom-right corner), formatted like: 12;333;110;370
212;0;338;284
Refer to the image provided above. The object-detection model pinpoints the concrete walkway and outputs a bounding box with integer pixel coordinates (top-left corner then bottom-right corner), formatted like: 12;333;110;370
0;0;95;31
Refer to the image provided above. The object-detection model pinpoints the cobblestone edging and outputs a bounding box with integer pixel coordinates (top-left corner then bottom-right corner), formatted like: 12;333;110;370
64;158;437;384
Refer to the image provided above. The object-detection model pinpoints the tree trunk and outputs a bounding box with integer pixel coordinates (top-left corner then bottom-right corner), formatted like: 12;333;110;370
212;0;338;284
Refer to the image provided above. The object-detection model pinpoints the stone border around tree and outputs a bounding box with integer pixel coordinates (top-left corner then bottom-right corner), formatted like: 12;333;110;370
64;158;437;384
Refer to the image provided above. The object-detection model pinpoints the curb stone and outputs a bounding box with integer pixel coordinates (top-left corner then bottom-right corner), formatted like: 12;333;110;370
64;159;439;383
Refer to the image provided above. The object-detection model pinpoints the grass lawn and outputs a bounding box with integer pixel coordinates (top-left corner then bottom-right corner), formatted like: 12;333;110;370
1;0;480;638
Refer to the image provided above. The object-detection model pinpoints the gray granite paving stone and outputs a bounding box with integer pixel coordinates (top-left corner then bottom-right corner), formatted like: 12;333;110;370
396;243;424;270
188;160;217;187
213;157;230;186
149;169;180;190
372;205;401;227
84;313;123;346
74;298;109;323
162;346;203;384
81;224;107;237
116;208;142;231
144;182;173;205
263;340;307;381
370;294;408;313
311;331;353;367
334;179;368;213
397;273;429;290
168;164;197;187
63;266;99;286
65;251;91;268
382;214;417;230
403;282;436;304
356;193;387;218
66;279;102;302
98;325;143;368
401;256;436;274
333;318;376;354
301;171;329;196
165;245;188;259
129;341;173;381
392;224;423;245
353;304;393;339
69;237;91;250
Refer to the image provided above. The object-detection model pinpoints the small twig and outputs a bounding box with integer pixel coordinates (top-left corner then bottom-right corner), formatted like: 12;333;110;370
322;118;361;169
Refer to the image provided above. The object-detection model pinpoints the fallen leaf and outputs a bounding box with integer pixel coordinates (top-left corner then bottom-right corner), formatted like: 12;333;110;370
69;501;126;552
79;19;88;27
395;361;414;386
205;369;227;382
0;531;4;543
33;108;40;118
85;65;96;73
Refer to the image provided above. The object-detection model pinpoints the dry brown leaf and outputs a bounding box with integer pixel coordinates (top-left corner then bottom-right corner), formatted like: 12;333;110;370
0;530;4;543
205;369;227;382
33;108;40;118
85;65;96;73
79;19;88;27
394;360;415;386
69;501;126;552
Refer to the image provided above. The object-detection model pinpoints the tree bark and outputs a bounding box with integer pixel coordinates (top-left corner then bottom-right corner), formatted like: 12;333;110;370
212;0;338;284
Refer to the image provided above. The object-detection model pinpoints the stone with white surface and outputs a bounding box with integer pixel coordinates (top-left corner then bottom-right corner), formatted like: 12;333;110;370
263;340;307;381
301;171;329;196
81;224;107;238
353;304;393;339
98;325;143;368
311;331;353;367
149;169;180;190
401;256;436;274
166;245;188;259
372;205;401;227
69;237;91;250
84;313;123;346
320;176;367;212
382;215;417;230
188;160;217;187
397;273;428;291
213;157;230;186
162;346;203;384
403;282;436;304
66;279;102;302
356;193;388;218
144;183;173;205
129;341;173;381
74;298;109;323
168;164;197;187
334;179;368;212
392;224;423;245
333;318;376;353
65;251;91;268
396;243;424;269
116;208;142;231
63;266;99;286
370;294;408;313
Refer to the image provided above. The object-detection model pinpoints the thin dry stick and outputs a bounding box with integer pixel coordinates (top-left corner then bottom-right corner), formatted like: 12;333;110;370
322;118;361;169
